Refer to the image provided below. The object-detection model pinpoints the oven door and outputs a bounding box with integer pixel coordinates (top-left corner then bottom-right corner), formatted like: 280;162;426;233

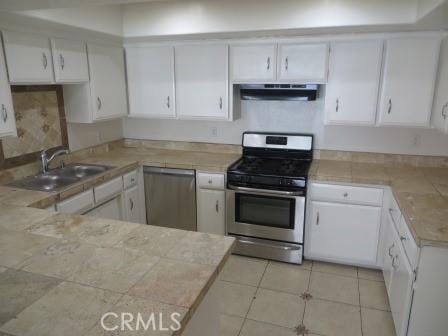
227;186;305;243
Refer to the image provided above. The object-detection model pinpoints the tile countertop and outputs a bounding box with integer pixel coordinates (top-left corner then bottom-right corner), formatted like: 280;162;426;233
310;160;448;249
0;146;238;336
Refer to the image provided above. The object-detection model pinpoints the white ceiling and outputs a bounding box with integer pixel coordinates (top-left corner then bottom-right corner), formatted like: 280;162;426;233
0;0;172;11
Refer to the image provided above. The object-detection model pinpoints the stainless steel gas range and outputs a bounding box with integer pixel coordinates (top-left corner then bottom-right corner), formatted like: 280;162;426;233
226;132;313;264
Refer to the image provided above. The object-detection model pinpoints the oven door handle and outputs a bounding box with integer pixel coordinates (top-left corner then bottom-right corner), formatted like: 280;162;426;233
228;185;304;196
237;238;302;251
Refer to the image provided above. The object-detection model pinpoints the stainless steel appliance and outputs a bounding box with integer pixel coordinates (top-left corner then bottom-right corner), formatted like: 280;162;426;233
227;132;313;264
239;84;318;101
143;167;196;231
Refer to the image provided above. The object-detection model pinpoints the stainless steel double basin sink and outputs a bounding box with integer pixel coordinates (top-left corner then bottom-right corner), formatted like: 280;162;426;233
7;164;114;192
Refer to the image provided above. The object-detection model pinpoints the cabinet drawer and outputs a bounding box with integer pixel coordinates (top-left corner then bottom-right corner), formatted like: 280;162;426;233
94;177;123;204
123;170;138;189
197;172;225;190
398;216;419;268
311;183;383;206
57;189;94;214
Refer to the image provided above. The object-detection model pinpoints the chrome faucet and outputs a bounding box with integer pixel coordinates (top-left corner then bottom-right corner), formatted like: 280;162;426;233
41;149;70;174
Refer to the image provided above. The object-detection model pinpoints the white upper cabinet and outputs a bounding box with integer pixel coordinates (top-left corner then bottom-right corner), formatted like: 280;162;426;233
432;37;448;133
278;43;329;83
64;43;127;123
51;38;89;83
325;40;383;125
126;46;175;118
230;44;276;82
378;36;441;127
0;35;16;138
175;44;228;119
2;31;53;84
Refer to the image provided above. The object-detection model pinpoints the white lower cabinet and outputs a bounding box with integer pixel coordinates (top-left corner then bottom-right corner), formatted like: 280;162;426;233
307;201;381;265
85;196;123;220
0;34;16;138
196;172;225;235
123;185;142;223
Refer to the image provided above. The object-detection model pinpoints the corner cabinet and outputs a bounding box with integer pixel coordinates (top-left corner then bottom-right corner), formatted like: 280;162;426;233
378;36;441;127
175;44;229;120
305;183;383;266
0;34;17;138
432;37;448;133
2;31;54;84
64;43;127;123
126;46;175;118
325;40;383;125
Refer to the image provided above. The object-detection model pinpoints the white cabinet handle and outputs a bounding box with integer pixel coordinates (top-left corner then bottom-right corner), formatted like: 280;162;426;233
215;200;219;213
266;57;270;70
97;97;102;111
442;102;448;120
285;57;289;71
130;198;134;211
42;53;48;69
1;104;7;123
59;54;65;70
387;99;392;114
388;244;395;258
219;97;223;110
166;96;170;109
336;99;339;112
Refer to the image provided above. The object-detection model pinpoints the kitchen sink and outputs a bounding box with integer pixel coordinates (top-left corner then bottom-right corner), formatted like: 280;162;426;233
6;163;114;192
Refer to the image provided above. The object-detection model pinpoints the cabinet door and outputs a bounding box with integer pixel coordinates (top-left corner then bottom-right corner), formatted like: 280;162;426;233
378;37;440;127
278;43;329;83
389;235;414;336
3;31;53;84
432;37;448;133
51;38;89;83
175;44;228;119
88;43;127;121
230;44;276;82
86;196;123;220
382;210;397;293
0;35;16;138
197;189;225;235
124;185;142;224
325;40;383;125
126;46;175;118
307;201;381;265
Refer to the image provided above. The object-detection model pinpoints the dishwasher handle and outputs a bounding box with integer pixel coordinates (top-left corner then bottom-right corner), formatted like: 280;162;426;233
143;166;195;177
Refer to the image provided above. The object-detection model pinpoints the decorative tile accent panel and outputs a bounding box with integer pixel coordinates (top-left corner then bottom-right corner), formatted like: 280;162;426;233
2;90;63;158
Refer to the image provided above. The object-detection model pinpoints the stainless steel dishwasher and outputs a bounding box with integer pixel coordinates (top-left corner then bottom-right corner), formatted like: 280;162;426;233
143;167;197;231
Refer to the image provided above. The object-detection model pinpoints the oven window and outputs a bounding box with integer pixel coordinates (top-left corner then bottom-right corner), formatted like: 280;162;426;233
235;193;295;229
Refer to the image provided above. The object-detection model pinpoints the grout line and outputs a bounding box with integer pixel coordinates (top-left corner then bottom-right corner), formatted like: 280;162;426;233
236;259;269;336
357;268;364;336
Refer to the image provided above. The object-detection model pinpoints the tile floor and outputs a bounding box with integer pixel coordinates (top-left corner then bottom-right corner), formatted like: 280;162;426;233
218;255;396;336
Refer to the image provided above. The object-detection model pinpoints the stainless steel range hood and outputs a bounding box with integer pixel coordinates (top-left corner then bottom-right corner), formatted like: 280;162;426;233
240;84;318;101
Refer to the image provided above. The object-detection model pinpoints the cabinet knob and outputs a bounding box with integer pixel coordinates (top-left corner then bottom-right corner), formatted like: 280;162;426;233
343;192;348;197
387;99;392;114
285;57;289;71
442;102;448;120
97;97;102;111
219;97;223;110
42;53;48;69
166;96;170;109
400;236;406;241
59;54;65;70
130;198;134;211
215;200;219;213
266;57;270;70
1;104;7;123
316;212;320;225
336;98;339;112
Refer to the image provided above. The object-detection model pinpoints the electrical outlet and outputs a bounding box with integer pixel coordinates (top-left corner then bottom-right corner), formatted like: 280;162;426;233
211;127;218;137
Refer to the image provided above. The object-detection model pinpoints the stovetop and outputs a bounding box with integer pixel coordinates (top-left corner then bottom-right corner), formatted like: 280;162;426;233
228;156;311;178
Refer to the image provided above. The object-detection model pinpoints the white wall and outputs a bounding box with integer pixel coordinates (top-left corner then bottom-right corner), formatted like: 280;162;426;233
18;5;124;36
123;98;448;156
122;0;418;38
67;120;123;151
